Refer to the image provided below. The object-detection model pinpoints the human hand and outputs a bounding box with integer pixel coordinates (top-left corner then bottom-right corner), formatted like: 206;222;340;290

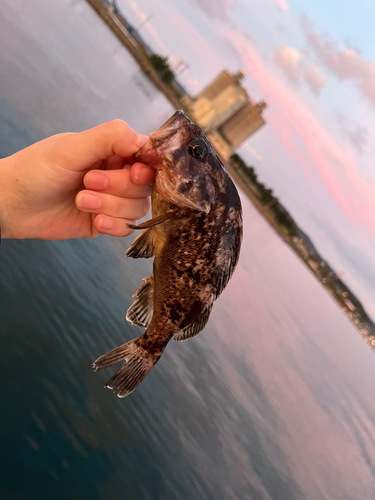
0;120;155;240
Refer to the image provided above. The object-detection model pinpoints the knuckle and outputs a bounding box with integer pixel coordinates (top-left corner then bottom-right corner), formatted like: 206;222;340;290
44;133;74;164
107;119;129;136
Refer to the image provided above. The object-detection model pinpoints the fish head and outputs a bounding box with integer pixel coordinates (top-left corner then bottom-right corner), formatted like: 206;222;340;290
134;110;222;213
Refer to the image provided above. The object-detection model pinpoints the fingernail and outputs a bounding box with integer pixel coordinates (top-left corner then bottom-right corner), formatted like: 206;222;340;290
78;193;101;210
99;217;115;230
86;172;108;190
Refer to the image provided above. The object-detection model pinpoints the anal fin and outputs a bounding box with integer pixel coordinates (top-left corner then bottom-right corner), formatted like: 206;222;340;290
126;228;154;259
174;303;213;342
126;276;154;328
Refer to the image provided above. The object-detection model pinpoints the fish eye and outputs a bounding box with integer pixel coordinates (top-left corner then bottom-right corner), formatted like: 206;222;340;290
188;139;207;161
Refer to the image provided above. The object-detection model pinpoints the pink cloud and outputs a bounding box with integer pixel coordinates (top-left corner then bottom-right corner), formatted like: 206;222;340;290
304;64;326;94
300;16;375;109
188;0;237;20
275;0;289;12
225;28;375;235
274;46;302;83
274;46;326;93
336;113;368;154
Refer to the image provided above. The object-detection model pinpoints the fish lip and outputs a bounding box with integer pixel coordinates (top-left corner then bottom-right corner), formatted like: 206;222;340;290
134;125;184;168
134;131;185;169
134;140;166;168
134;111;196;168
134;147;161;168
135;146;177;170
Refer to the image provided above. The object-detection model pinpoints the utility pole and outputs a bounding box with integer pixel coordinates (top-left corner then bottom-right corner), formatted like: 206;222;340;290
175;62;190;78
171;60;190;78
135;13;154;32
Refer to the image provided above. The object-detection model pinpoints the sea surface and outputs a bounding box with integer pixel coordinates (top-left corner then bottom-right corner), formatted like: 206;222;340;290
1;1;375;499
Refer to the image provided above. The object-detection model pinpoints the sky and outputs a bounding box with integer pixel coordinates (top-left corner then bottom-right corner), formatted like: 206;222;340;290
117;0;375;319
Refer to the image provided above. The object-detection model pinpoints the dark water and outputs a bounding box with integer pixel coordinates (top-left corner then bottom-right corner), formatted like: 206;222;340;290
2;1;375;499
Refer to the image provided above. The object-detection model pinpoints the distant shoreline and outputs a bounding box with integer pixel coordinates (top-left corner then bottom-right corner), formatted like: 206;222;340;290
85;0;375;347
85;0;184;111
226;162;375;346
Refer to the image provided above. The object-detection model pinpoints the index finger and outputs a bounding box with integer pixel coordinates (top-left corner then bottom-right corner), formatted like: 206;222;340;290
130;162;156;185
50;120;149;172
84;166;152;198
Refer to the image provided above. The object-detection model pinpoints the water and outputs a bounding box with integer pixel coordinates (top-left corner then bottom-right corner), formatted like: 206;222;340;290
1;1;375;499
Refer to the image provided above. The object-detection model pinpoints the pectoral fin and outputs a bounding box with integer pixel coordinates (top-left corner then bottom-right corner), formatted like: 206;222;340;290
173;303;213;342
126;228;154;259
127;211;179;230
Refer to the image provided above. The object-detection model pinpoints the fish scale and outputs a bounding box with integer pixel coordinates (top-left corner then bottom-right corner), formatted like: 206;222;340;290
93;110;242;398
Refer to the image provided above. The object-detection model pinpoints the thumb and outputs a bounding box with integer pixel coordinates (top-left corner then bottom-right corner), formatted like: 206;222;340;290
52;120;148;172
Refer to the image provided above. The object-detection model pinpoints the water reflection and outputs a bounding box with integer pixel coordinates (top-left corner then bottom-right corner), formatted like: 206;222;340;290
1;1;375;499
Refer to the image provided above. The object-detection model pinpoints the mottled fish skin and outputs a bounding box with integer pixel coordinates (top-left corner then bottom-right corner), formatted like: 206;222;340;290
93;111;243;398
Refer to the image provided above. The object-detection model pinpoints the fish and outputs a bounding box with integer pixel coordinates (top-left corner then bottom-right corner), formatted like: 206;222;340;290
93;110;243;397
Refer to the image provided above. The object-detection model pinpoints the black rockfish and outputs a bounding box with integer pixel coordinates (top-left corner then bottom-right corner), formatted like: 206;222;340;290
93;110;242;397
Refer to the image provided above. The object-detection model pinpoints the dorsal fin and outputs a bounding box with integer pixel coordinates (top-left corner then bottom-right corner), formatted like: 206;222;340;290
213;208;243;299
214;237;241;299
126;276;154;328
174;303;213;342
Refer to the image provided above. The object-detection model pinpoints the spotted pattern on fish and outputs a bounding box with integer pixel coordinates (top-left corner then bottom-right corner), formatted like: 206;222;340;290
93;111;242;398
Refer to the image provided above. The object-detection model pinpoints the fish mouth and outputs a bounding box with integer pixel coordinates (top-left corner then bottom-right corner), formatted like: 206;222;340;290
134;110;211;213
134;110;193;168
133;144;162;168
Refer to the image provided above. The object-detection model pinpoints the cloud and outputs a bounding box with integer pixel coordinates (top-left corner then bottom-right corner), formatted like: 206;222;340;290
304;64;326;94
274;46;326;93
348;126;368;153
336;113;368;154
188;0;237;20
275;0;289;11
274;46;302;83
300;15;375;109
224;27;375;237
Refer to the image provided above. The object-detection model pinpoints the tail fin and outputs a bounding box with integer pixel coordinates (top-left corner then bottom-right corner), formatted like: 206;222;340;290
93;335;164;398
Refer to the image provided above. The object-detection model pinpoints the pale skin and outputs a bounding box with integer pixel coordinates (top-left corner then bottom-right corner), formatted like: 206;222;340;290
0;120;156;240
